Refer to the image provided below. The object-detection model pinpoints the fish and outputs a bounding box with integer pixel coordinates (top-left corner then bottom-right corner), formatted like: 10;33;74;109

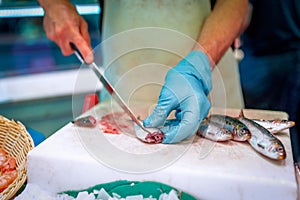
197;119;233;142
144;131;165;144
208;114;251;141
252;119;295;134
238;111;286;160
134;121;164;144
72;115;97;128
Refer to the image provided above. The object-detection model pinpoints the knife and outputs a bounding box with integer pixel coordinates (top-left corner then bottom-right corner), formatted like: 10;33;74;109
71;43;152;135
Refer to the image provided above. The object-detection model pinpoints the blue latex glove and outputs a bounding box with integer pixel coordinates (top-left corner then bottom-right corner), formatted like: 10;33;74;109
143;51;212;143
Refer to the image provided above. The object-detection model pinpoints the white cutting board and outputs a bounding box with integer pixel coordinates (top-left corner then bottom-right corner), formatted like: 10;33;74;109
26;102;298;200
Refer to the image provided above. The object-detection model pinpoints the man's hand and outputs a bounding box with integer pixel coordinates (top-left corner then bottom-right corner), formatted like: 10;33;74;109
39;0;93;63
143;51;212;143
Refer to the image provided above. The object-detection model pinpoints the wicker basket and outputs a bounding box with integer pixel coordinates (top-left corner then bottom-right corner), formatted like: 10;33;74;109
0;115;34;200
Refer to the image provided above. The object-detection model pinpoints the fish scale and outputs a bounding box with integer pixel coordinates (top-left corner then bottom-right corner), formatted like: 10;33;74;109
253;119;295;134
238;116;286;160
197;119;233;142
208;114;251;141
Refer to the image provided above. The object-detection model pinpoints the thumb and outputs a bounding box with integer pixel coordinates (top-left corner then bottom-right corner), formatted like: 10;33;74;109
143;87;177;128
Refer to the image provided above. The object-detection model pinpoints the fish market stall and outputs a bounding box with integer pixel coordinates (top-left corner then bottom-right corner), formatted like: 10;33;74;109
20;102;298;199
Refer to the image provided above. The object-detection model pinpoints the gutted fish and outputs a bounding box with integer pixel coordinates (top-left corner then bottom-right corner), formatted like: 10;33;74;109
252;119;295;134
134;122;164;144
144;131;165;144
197;119;233;142
238;113;286;160
208;114;251;141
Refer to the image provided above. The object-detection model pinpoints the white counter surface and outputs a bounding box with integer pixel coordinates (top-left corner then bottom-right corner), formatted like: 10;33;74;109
26;103;298;199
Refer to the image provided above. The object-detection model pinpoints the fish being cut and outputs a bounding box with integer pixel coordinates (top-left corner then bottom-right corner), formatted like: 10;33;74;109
144;131;165;144
197;119;233;142
208;114;251;141
252;119;295;134
238;112;286;160
134;123;164;144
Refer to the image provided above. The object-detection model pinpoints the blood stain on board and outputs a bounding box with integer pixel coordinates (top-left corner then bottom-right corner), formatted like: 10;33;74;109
98;111;164;144
98;112;135;135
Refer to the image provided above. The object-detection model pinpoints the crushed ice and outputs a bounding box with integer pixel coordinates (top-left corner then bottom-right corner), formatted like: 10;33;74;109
15;184;180;200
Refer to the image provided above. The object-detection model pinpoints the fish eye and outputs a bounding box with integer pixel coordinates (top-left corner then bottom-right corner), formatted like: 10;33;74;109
241;129;248;134
277;146;284;152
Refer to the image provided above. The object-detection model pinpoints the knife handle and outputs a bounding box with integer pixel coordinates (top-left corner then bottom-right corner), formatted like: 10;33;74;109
70;43;85;64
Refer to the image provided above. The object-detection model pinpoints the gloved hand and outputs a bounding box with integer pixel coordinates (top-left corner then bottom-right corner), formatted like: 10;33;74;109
143;51;212;143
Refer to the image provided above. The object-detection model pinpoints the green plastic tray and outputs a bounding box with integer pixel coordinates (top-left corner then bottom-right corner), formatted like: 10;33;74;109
61;180;197;199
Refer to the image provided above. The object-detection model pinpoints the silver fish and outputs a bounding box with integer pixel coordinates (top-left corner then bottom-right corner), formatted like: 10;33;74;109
72;115;97;128
197;119;233;142
252;119;295;134
208;114;251;141
238;112;286;160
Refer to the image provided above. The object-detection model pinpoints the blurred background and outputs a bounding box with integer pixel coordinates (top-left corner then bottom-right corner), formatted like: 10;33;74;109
0;0;101;137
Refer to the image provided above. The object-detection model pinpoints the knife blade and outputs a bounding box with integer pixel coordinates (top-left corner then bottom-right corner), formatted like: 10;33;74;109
71;44;152;135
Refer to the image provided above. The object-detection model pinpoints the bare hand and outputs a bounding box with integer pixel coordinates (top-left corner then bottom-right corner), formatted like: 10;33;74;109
42;1;94;63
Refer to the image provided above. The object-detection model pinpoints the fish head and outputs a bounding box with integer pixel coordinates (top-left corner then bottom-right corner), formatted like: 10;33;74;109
217;128;234;140
234;126;251;141
265;140;286;160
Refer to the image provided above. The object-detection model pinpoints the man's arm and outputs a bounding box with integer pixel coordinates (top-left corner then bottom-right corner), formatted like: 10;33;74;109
37;0;94;63
195;0;249;68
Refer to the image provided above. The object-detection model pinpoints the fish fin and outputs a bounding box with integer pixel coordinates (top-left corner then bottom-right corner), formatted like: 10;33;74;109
238;109;245;118
204;117;210;122
207;109;213;118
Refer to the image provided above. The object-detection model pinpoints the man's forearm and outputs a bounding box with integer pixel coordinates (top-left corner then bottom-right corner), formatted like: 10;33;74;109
195;0;249;67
